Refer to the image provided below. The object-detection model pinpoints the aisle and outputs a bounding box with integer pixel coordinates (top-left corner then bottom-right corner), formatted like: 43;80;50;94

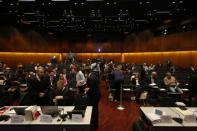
97;81;140;131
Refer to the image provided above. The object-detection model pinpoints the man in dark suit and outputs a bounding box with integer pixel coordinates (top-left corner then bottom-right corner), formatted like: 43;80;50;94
147;71;159;99
51;78;74;106
26;66;51;105
85;72;101;129
51;56;58;65
147;71;158;85
188;69;197;106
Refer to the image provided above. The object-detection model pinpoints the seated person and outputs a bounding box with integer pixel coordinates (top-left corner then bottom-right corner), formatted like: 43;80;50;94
163;72;183;93
147;71;158;85
131;73;141;86
6;81;20;105
52;74;74;106
147;71;159;99
130;73;142;100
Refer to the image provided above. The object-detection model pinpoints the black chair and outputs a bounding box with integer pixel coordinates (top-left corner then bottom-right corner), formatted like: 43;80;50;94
159;96;175;107
132;119;148;131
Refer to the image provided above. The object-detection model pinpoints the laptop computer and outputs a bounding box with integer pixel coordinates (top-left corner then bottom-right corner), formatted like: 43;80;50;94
40;106;59;116
13;106;28;115
67;105;87;118
73;105;87;111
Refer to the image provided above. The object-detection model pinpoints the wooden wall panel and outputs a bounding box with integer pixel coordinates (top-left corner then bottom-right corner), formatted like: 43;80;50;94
123;51;197;68
76;53;122;62
0;51;196;68
0;27;197;53
0;52;61;66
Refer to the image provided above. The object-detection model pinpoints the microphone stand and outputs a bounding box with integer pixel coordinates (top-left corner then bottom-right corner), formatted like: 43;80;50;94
117;84;125;110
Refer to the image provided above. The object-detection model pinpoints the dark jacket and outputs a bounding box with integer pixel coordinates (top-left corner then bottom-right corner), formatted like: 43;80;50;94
26;75;50;105
51;88;74;106
86;73;101;106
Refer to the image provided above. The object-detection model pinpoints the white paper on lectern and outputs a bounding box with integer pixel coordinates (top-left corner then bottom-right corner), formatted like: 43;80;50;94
193;111;197;117
7;109;16;114
161;115;172;123
147;113;161;124
11;115;25;123
40;115;53;123
184;115;196;123
175;108;193;115
72;114;83;121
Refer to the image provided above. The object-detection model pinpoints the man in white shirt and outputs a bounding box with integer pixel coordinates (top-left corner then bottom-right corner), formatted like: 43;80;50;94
91;59;100;79
76;66;86;94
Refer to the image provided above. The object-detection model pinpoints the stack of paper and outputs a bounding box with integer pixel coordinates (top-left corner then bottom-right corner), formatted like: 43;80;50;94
147;113;161;124
175;108;193;116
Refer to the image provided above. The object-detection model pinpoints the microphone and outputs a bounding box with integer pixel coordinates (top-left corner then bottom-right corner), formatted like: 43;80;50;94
169;107;183;125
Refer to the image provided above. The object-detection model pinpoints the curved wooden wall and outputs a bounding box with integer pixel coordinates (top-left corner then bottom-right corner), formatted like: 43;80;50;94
0;51;196;68
0;52;61;66
0;28;197;67
0;28;197;53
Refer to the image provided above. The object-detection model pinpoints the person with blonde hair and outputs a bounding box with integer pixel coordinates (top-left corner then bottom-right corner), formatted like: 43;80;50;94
52;74;73;106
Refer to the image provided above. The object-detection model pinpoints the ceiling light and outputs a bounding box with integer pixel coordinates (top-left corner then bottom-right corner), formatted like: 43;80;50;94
18;0;36;1
51;0;70;1
86;0;104;1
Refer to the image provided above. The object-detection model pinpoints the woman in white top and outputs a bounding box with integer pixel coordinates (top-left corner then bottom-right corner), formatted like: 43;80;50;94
75;66;86;94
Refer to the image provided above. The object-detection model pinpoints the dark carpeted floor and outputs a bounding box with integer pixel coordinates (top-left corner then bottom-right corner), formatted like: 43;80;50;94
97;81;141;131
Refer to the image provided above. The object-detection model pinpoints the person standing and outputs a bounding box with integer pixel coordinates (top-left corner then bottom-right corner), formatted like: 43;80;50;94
85;72;101;129
76;66;86;94
27;66;51;105
111;65;124;101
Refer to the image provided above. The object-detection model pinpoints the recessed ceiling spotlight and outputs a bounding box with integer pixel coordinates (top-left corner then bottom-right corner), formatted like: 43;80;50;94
86;0;104;1
51;0;70;1
18;0;36;1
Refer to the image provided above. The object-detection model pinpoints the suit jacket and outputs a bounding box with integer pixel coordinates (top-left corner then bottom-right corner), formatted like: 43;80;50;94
189;71;197;95
86;74;101;106
27;75;50;105
146;76;159;85
51;88;74;106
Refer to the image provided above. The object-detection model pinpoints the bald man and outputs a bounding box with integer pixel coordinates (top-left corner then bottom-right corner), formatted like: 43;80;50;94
147;71;158;85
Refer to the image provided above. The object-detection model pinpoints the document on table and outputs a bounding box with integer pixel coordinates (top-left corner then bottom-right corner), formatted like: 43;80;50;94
175;108;193;116
147;113;161;124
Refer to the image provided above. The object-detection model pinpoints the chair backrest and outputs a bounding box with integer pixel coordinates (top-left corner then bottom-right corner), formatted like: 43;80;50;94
159;96;175;107
123;74;131;85
132;119;148;131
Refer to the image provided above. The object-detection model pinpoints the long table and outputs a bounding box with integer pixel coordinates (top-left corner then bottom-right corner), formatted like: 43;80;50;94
140;107;197;131
0;106;92;131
